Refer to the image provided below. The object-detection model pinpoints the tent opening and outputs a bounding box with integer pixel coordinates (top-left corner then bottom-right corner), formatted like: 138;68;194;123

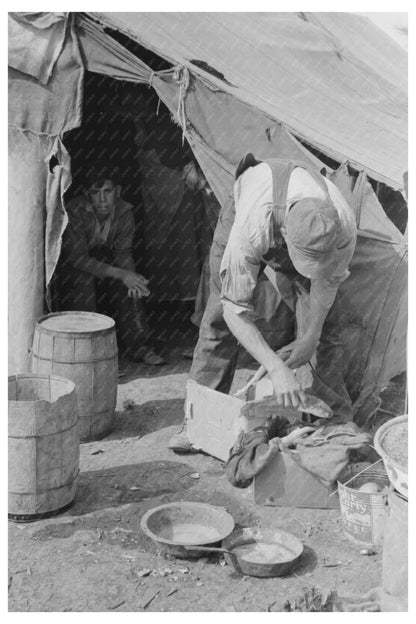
53;69;295;350
54;70;216;346
52;34;296;351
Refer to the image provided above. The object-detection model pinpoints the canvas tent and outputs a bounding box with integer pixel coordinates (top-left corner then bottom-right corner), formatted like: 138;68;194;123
8;12;407;425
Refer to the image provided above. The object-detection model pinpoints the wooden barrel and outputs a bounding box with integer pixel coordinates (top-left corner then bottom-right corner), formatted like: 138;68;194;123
8;374;79;521
31;311;118;441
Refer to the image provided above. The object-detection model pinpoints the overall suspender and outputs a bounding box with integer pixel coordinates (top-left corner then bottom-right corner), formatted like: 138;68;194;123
264;159;331;247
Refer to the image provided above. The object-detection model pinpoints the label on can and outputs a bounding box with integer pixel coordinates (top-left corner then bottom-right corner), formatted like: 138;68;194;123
338;486;387;545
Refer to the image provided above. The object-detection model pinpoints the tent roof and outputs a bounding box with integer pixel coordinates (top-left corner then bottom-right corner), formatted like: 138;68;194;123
89;11;407;190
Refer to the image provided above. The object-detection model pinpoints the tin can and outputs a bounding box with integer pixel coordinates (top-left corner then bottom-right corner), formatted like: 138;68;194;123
337;466;389;547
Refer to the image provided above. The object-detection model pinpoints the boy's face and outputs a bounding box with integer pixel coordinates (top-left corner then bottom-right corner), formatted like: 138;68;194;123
87;179;119;219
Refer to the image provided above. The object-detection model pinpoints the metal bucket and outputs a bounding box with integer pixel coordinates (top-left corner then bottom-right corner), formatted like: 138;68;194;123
337;465;389;547
374;415;408;499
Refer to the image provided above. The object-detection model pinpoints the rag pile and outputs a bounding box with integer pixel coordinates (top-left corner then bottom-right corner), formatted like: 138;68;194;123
226;419;371;488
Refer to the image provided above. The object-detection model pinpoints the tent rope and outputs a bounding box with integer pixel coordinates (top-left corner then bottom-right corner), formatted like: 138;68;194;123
147;67;175;90
148;70;155;88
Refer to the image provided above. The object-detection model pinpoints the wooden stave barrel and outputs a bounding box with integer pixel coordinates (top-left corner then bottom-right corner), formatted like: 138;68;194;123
8;374;80;521
31;311;118;442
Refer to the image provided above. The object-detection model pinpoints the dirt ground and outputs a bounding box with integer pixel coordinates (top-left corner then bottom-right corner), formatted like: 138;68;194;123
8;330;406;612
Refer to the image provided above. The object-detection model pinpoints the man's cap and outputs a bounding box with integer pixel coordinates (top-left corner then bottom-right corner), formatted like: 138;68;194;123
284;197;356;279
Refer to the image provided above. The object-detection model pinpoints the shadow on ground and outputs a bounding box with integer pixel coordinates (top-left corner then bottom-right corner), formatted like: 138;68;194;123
118;352;192;384
28;459;257;556
291;545;318;576
70;461;197;516
117;344;259;385
97;398;185;442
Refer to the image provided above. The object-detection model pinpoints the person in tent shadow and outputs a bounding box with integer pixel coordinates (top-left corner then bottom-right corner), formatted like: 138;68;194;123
169;153;358;452
59;165;166;366
181;161;221;354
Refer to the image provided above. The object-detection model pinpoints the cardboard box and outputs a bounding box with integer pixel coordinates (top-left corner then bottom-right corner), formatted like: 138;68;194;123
186;381;245;462
186;380;339;509
254;450;339;509
186;380;302;462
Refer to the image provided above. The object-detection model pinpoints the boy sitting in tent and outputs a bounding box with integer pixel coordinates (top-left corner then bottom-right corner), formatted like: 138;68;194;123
169;154;357;452
59;164;165;366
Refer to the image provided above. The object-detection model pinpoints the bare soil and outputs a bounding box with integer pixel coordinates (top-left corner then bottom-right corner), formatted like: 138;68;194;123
8;336;406;612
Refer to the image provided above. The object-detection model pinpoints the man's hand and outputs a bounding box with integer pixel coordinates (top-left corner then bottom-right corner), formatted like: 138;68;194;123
119;270;150;298
280;334;320;369
127;288;144;299
269;360;308;409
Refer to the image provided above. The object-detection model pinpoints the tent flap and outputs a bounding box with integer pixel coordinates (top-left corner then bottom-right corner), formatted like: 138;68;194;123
45;137;72;298
8;127;50;373
8;12;68;84
86;11;407;189
77;18;152;84
8;14;84;135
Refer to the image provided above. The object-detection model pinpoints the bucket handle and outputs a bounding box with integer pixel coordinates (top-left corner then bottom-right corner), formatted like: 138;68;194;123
330;458;383;496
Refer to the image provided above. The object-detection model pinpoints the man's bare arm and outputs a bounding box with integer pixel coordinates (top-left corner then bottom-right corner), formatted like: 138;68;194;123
223;305;307;408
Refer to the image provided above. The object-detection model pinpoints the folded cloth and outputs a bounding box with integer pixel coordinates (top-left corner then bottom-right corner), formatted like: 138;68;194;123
225;416;292;488
285;422;372;488
225;420;371;489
